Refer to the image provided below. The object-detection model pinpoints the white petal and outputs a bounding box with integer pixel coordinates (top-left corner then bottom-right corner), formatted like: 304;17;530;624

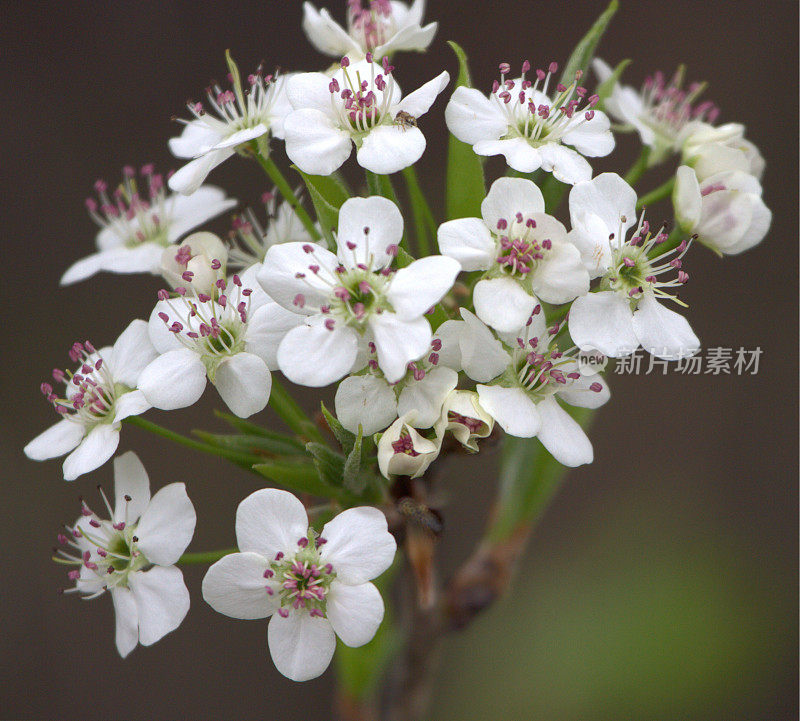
168;120;221;158
326;581;384;647
432;319;464;371
724;195;771;255
357;124;426;174
436;217;494;271
369;313;431;383
259;241;339;314
481;177;545;229
531;242;590;304
301;5;360;58
538;143;593;185
165;186;238;242
458;308;510;382
337;196;403;271
277;318;359;387
444;86;506;145
112;390;151;424
374;20;438;57
320;506;396;584
245;302;304;370
235;488;309;558
112;451;151;524
568;291;638;357
535;396;593;467
568;172;637;238
63;424;120;481
138;349;208;410
128;566;190;646
476;385;541;437
395;71;449;118
110;319;159;387
673;166;702;231
168;149;235;195
397;366;458;428
473;277;536;333
24;419;84;461
561;110;614;157
136;483;196;565
632;293;700;360
213;352;272;418
385;256;460;320
474;137;542;173
202;552;279;619
556;368;611;410
335;375;398;435
284;109;352;176
60;244;164;285
268;611;336;682
212;124;269;150
111;587;139;658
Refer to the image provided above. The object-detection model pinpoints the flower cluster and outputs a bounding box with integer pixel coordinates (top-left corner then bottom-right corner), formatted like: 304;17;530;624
28;0;770;691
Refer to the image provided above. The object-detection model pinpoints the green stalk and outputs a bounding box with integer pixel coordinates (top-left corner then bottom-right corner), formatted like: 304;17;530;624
636;176;676;210
254;151;321;241
623;146;652;186
269;377;325;443
177;548;237;565
124;416;261;467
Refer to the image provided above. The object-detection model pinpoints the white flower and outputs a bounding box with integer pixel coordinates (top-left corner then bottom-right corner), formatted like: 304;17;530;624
302;0;437;62
168;66;294;195
335;337;457;434
228;191;320;271
61;165;235;285
438;177;589;333
257;195;460;385
455;308;609;467
54;452;195;657
567;178;700;360
679;122;765;180
202;488;396;682
377;413;441;478
445;61;613;184
673;165;771;256
592;59;718;164
160;232;229;298
435;390;494;452
138;264;295;418
284;59;449;176
567;172;638;278
25;320;158;481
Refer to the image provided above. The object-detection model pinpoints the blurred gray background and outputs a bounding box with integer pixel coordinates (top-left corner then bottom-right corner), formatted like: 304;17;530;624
1;1;796;719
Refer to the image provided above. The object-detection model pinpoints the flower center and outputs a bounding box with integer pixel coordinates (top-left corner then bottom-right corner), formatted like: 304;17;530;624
491;61;599;147
492;214;550;278
329;56;398;136
267;533;336;617
603;215;692;307
41;342;128;428
347;0;395;52
54;490;149;598
155;270;253;376
86;165;171;248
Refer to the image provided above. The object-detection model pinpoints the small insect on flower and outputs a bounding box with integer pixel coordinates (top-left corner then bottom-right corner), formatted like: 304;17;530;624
393;110;418;131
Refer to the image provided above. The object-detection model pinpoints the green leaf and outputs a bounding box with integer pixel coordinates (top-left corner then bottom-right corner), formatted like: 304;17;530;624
446;41;485;221
305;441;346;488
292;167;350;245
559;0;619;86
402;166;436;257
320;402;356;454
192;430;306;458
342;425;367;494
596;57;631;108
394;245;417;269
489;407;596;542
252;460;338;498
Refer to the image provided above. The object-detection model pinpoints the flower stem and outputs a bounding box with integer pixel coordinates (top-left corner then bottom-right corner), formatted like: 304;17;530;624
636;176;676;210
177;548;237;565
624;146;652;186
124;416;261;467
269;377;326;443
254;152;322;242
